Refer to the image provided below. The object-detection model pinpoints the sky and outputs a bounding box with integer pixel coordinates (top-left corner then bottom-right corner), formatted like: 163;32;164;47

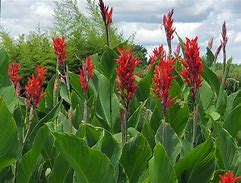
1;0;241;63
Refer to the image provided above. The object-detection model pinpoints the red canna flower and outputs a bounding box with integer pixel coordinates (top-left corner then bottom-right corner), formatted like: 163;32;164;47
99;0;113;26
52;36;67;65
116;48;140;107
163;9;175;55
79;56;94;94
8;62;22;96
149;45;165;69
25;66;47;108
219;171;241;183
8;62;22;86
180;36;203;102
153;50;176;112
174;44;181;57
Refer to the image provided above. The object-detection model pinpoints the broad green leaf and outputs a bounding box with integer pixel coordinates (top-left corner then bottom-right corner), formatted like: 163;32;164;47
77;123;103;147
16;125;50;183
224;104;241;138
25;100;62;146
205;48;215;67
54;133;116;183
128;100;147;129
149;143;178;183
48;154;73;183
175;138;216;183
135;62;156;101
94;130;121;180
0;49;19;112
199;81;213;110
69;72;84;97
215;124;241;174
95;71;119;130
0;98;18;171
120;134;152;183
99;47;118;77
142;121;156;150
167;101;189;136
155;122;181;164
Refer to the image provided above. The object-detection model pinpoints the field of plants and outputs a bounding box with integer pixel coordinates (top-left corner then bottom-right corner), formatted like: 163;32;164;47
1;0;241;183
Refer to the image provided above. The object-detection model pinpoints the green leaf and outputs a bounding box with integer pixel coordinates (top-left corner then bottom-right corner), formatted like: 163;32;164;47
205;48;215;67
54;133;116;183
128;100;147;129
26;100;62;146
175;138;216;183
202;64;220;96
0;49;19;112
215;124;241;174
167;101;189;136
199;81;213;110
0;98;18;171
135;63;156;101
16;125;50;183
155;123;181;164
95;71;119;130
142;121;156;150
48;154;73;183
149;143;178;183
94;130;121;180
224;104;241;138
99;47;118;77
120;133;152;183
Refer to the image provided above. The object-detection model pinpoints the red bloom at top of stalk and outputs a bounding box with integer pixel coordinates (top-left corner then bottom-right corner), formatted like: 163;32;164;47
8;62;22;86
25;66;47;108
52;36;67;65
219;171;241;183
163;9;175;41
149;45;165;68
116;48;140;106
79;56;94;94
99;0;113;26
153;51;176;112
180;36;203;101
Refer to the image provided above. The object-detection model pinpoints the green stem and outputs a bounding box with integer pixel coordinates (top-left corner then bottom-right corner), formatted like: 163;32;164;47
192;103;199;147
23;106;34;144
65;63;71;101
83;97;88;123
121;107;128;145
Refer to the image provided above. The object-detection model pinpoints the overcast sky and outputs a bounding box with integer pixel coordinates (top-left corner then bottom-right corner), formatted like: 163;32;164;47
1;0;241;63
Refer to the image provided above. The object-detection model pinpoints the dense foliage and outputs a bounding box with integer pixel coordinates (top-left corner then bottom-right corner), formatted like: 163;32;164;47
1;1;241;183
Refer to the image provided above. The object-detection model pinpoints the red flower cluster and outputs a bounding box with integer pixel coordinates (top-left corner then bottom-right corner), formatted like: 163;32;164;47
153;51;176;112
79;56;94;94
8;62;22;86
99;0;113;26
8;62;22;96
116;48;140;107
163;9;175;54
163;9;175;40
219;171;241;183
52;36;67;65
180;37;203;101
149;45;164;69
25;66;47;108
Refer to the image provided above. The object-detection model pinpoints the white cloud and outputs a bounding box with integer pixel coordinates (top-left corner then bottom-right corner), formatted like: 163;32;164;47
1;0;241;62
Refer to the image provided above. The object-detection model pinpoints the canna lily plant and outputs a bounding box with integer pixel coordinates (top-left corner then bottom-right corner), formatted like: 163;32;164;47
0;1;241;183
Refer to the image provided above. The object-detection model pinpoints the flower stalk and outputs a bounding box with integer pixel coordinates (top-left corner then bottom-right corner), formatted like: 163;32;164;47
180;37;203;146
79;56;94;123
163;9;175;56
116;48;140;144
